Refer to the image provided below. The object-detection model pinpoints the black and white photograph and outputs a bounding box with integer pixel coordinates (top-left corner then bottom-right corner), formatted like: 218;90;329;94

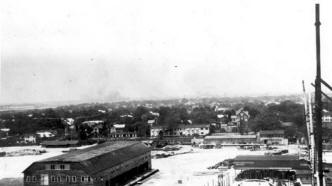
1;0;332;185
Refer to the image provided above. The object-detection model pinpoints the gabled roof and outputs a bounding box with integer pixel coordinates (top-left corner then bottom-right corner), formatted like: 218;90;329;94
236;108;250;116
24;141;150;175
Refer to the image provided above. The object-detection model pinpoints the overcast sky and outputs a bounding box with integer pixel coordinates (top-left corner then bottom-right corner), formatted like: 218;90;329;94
1;0;332;104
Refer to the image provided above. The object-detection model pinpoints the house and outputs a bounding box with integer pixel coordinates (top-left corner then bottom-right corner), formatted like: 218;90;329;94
219;123;238;133
23;134;37;144
110;124;126;133
231;108;250;127
258;130;288;145
150;126;164;137
36;130;55;138
81;120;105;136
64;118;76;138
235;108;250;122
174;124;210;136
23;141;151;186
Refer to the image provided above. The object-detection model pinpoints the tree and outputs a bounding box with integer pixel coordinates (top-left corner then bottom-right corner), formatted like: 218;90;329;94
190;106;216;124
248;111;282;132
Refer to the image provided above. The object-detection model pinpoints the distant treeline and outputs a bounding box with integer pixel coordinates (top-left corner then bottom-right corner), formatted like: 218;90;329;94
0;99;317;139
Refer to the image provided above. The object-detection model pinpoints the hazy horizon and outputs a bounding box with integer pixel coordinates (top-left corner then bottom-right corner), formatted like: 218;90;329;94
2;0;332;104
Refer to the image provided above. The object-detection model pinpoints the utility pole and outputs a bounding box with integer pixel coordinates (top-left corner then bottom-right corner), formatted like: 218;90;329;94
303;80;317;185
314;3;323;186
309;91;316;186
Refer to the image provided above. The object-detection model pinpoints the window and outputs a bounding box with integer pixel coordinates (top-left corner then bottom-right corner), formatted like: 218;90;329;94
66;176;70;182
32;176;37;182
51;176;56;182
72;176;76;182
60;164;66;170
56;176;61;182
81;176;92;182
50;164;55;170
26;176;31;182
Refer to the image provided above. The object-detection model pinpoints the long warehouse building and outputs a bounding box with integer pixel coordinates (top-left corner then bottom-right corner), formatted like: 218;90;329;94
23;141;151;186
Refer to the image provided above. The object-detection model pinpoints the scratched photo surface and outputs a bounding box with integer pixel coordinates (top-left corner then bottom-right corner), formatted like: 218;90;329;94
1;0;332;186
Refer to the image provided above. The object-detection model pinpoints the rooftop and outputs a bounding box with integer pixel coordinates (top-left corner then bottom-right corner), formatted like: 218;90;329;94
24;141;150;175
41;141;140;162
178;124;210;128
205;135;256;139
233;155;310;170
41;140;80;146
234;155;298;161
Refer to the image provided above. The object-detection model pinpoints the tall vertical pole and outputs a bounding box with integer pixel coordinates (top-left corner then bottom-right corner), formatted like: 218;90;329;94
314;3;323;186
302;81;310;147
309;92;316;186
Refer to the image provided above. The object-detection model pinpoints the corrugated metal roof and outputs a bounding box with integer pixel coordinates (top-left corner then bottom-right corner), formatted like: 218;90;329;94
24;141;150;175
41;140;79;146
205;135;256;139
233;155;310;170
234;155;298;161
41;141;144;162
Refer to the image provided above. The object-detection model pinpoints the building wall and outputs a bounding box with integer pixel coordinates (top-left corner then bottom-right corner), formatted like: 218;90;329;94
109;132;137;139
93;152;151;184
150;129;162;137
24;136;36;143
24;162;93;186
259;137;288;145
204;138;257;145
175;127;209;136
24;152;151;186
323;115;332;122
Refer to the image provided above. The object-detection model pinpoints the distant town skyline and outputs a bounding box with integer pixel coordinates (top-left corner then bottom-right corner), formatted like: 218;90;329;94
1;0;332;104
